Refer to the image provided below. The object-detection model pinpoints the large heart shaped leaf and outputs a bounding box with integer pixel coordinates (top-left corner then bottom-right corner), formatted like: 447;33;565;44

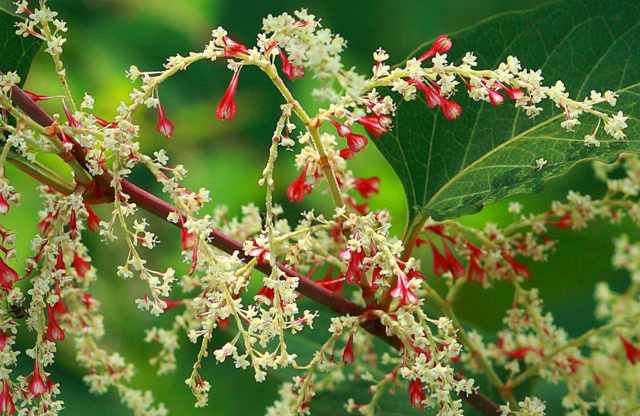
372;0;640;229
0;7;42;87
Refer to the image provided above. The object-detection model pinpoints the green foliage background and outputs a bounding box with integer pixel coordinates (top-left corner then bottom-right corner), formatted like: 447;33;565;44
1;0;634;415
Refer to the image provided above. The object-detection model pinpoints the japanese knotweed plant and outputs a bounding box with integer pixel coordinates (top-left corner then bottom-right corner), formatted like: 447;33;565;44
0;1;639;415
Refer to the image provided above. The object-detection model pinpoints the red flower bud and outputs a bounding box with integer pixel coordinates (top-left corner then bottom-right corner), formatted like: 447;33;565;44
156;102;174;139
93;115;117;128
619;335;640;365
547;213;572;228
502;251;531;279
408;378;426;410
28;358;48;397
69;210;78;240
390;271;418;305
338;148;354;160
46;305;65;342
23;90;63;102
0;257;18;291
316;267;344;294
0;194;9;216
85;205;101;232
325;118;351;138
287;164;312;202
216;68;242;121
278;49;305;80
487;88;505;106
428;239;450;276
441;99;461;120
341;331;355;365
0;379;14;415
441;238;466;279
73;254;91;278
345;196;369;215
346;132;368;153
353;177;380;199
62;99;81;128
222;35;248;57
358;115;390;138
417;34;452;62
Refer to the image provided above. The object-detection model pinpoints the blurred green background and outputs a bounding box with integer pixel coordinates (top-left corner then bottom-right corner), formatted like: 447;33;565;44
1;0;635;414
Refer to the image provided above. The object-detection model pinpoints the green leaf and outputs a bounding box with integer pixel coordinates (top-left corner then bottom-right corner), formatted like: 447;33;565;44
0;7;42;87
372;0;640;230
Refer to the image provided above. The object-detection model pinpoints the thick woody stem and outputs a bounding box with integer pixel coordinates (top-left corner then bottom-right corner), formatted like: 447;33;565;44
7;82;500;416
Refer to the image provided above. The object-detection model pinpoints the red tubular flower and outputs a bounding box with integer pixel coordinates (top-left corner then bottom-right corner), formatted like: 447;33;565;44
0;379;14;415
346;132;368;152
0;330;7;351
287;164;311;202
246;239;271;265
353;177;380;199
255;285;275;303
502;251;531;279
441;237;466;279
73;253;91;278
46;305;65;342
408;378;426;410
341;247;366;285
156;102;174;138
0;257;18;291
358;115;391;138
502;85;525;100
619;335;640;364
0;195;9;216
216;68;242;121
467;255;485;283
423;85;446;109
28;357;47;397
23;90;63;102
506;346;542;360
345;196;369;215
428;239;450;276
316;273;345;294
54;243;65;272
390;271;419;305
441;99;461;120
547;213;572;228
222;35;248;57
181;225;196;251
325;118;351;137
487;88;505;106
339;148;354;160
278;49;305;80
62;99;81;128
342;331;355;365
93;115;117;128
162;299;184;311
85;205;101;232
417;34;452;62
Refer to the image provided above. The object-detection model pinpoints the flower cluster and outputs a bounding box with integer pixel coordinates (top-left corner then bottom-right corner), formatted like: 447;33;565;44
2;1;639;416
